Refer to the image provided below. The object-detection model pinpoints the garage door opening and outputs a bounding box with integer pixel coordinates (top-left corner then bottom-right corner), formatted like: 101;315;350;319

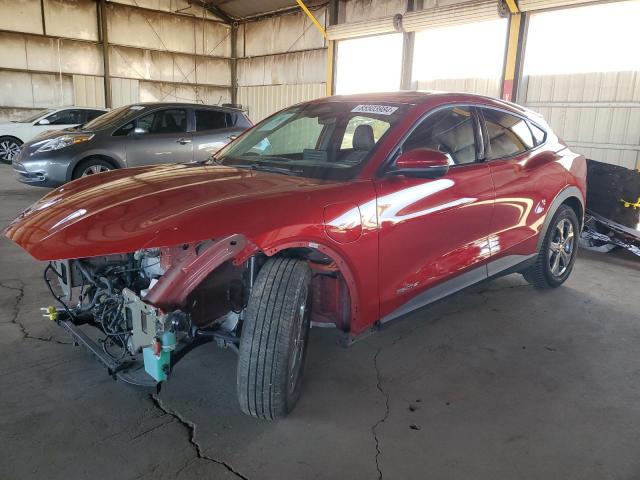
335;33;403;95
520;0;640;169
412;19;508;97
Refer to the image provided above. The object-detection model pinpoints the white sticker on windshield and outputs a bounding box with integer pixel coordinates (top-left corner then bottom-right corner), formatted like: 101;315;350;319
351;104;398;115
129;105;145;111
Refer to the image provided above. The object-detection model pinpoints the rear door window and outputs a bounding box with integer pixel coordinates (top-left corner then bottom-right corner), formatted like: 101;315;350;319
195;109;228;131
482;109;535;160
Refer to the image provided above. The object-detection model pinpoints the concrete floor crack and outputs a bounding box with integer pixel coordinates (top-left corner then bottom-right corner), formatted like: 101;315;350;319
0;280;70;345
149;394;249;480
371;347;390;480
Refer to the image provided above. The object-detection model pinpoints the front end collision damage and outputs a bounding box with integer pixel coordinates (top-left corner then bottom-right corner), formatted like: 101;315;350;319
41;233;355;387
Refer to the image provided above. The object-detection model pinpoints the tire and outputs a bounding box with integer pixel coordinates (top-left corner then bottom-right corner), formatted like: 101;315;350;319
72;157;114;179
0;136;22;163
522;204;579;288
237;257;312;420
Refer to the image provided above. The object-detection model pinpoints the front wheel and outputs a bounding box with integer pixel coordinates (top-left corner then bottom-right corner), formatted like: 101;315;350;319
72;157;114;179
0;136;22;163
523;205;579;288
237;257;311;420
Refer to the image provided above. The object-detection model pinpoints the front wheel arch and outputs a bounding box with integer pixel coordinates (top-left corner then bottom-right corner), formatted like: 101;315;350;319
264;241;360;332
71;155;119;179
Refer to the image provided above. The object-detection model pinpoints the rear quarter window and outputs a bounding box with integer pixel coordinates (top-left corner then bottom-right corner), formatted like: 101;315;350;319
529;122;547;146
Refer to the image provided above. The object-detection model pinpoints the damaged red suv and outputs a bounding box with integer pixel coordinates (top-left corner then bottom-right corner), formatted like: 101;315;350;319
5;92;586;419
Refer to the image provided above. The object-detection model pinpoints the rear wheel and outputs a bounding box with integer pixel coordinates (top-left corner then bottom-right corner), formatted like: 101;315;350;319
237;257;311;420
0;136;22;163
523;205;579;288
72;157;114;179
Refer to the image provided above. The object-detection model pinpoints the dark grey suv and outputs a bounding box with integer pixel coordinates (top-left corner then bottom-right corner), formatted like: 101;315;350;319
13;102;252;187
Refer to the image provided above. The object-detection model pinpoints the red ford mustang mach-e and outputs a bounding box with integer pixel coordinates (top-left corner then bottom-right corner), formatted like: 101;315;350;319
5;92;586;419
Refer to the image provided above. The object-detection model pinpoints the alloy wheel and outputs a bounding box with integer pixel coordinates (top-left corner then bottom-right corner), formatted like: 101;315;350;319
548;218;575;277
81;164;110;176
0;139;21;162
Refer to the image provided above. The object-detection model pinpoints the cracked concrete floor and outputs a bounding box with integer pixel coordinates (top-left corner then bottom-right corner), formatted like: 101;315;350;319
1;163;640;480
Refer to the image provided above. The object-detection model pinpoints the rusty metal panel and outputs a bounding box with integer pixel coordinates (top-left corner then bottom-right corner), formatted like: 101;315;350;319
109;46;230;85
0;107;47;122
106;3;231;57
244;9;326;57
139;81;231;105
522;72;640;169
0;32;27;70
238;50;326;87
344;0;407;22
43;0;99;41
416;77;501;97
73;75;106;108
237;83;325;122
110;77;139;107
0;32;103;76
0;0;43;35
0;71;72;108
110;0;222;21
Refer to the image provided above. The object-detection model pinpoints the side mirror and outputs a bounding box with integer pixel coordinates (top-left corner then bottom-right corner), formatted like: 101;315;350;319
37;118;50;126
389;148;451;178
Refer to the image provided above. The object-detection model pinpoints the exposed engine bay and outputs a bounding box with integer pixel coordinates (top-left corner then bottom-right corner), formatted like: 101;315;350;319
43;240;350;387
44;243;253;385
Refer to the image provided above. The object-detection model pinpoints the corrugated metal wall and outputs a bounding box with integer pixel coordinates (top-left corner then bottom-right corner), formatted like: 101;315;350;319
237;9;327;123
520;71;640;169
416;78;501;97
238;83;326;122
0;0;231;121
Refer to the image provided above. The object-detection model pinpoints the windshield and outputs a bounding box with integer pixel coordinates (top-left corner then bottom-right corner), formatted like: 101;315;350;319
16;109;52;123
83;105;142;130
215;101;408;180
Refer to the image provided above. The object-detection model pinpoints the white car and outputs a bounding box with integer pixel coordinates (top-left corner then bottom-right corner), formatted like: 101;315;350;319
0;107;107;163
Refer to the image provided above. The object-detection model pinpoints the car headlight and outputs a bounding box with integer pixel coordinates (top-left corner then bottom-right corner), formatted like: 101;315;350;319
35;134;94;153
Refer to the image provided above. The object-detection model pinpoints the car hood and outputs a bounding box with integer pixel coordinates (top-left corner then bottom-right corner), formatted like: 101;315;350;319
27;127;93;143
5;163;353;260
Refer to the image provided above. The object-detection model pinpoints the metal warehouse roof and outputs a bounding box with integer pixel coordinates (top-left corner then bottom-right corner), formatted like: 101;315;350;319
202;0;326;20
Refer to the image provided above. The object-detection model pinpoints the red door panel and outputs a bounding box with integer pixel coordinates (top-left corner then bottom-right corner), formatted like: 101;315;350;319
488;151;568;258
376;162;494;318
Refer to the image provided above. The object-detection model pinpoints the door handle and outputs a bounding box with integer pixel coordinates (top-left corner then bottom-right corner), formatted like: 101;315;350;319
176;138;191;145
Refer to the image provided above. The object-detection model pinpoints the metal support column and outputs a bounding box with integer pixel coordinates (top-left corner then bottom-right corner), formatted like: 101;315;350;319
400;0;416;90
231;24;238;106
295;0;332;96
501;0;527;102
98;0;112;108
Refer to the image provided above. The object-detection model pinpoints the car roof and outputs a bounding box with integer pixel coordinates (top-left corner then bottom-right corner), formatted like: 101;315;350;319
53;106;108;111
124;102;245;113
309;91;540;119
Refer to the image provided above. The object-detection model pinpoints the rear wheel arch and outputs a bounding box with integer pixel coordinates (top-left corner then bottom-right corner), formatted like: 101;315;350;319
562;196;584;229
0;135;23;144
536;186;584;251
